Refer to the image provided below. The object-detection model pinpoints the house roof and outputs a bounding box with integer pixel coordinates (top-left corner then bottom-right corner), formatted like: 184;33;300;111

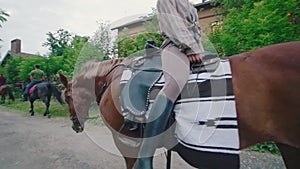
1;50;41;66
111;14;153;30
194;0;212;8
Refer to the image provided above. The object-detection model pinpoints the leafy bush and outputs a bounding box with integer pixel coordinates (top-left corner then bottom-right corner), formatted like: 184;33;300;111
251;142;281;155
210;0;300;56
117;32;163;57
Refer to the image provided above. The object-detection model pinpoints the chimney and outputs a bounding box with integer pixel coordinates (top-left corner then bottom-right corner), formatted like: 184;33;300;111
11;39;21;54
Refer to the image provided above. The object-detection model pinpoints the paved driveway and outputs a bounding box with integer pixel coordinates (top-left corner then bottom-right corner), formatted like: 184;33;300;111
0;107;285;169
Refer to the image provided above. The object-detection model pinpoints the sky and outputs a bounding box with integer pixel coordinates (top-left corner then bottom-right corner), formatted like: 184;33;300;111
0;0;203;59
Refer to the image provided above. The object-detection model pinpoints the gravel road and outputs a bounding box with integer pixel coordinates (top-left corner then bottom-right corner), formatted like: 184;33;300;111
0;107;286;169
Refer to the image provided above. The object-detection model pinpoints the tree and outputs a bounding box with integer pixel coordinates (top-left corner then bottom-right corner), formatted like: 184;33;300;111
59;35;91;76
6;56;23;83
89;21;113;60
212;0;259;12
210;0;300;56
0;9;9;48
143;8;160;33
18;56;47;82
117;33;163;58
42;29;73;56
0;9;9;28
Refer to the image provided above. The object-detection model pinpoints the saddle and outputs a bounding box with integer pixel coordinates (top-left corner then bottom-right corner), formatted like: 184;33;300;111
29;85;37;94
120;46;220;130
28;80;43;94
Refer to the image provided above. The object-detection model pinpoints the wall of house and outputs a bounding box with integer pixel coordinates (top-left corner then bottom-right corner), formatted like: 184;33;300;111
198;6;221;34
117;3;221;37
120;22;147;36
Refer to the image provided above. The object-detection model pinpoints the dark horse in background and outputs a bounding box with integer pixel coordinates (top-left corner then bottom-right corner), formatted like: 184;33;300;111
59;41;300;169
28;82;64;118
0;84;15;104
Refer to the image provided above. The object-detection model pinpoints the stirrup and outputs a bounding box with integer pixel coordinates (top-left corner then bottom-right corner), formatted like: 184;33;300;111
123;112;146;131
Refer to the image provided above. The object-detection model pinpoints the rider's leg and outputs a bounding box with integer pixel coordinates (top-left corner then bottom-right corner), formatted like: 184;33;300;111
21;83;31;101
21;80;39;101
134;44;190;169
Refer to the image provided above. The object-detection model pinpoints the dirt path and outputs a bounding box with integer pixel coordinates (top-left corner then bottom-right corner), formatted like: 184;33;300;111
0;107;286;169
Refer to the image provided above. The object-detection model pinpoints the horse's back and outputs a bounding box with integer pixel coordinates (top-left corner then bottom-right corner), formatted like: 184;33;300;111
229;41;300;148
35;82;51;90
31;82;51;97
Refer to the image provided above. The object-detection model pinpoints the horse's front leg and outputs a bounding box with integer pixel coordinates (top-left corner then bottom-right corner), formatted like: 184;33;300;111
112;133;139;169
0;95;5;104
29;100;34;116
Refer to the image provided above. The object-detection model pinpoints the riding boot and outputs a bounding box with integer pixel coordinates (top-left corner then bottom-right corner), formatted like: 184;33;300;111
133;95;174;169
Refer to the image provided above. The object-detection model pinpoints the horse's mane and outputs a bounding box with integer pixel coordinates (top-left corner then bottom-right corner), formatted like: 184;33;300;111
78;58;126;80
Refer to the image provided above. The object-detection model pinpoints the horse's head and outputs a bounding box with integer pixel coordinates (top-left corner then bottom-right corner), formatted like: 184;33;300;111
59;73;95;133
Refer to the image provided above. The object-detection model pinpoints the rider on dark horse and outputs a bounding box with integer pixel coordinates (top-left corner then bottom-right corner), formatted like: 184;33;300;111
21;64;45;101
0;74;7;86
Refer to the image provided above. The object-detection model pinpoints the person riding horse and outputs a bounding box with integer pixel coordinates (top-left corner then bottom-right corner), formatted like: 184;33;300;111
133;0;208;168
21;64;45;101
0;74;7;86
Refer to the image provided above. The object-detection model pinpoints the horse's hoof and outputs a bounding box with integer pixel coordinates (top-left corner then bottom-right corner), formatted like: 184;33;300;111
47;114;51;118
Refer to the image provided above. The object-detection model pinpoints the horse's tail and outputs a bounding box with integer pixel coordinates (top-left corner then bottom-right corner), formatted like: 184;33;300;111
50;84;64;105
7;85;15;101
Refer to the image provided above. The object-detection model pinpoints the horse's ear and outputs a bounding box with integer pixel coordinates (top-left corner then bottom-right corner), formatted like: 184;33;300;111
59;73;68;88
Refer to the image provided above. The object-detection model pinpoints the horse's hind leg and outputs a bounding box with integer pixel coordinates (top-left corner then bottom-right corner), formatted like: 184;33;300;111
277;143;300;169
43;105;49;117
43;98;51;118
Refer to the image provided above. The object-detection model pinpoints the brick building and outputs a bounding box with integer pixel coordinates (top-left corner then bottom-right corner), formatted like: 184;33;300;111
111;1;221;36
1;39;41;67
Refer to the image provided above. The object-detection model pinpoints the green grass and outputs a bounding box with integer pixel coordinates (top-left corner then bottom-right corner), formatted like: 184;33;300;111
1;99;68;117
1;98;104;126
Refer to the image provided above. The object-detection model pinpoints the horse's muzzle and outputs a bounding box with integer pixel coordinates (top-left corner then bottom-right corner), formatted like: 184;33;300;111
71;118;84;133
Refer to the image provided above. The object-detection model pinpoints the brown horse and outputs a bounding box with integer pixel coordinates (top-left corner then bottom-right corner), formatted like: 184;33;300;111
59;41;300;169
0;84;15;104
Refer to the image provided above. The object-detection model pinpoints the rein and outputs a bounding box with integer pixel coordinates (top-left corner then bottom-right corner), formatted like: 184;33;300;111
96;63;127;105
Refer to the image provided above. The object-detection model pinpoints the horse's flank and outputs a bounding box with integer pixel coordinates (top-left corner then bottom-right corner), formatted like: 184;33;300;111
230;41;300;149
